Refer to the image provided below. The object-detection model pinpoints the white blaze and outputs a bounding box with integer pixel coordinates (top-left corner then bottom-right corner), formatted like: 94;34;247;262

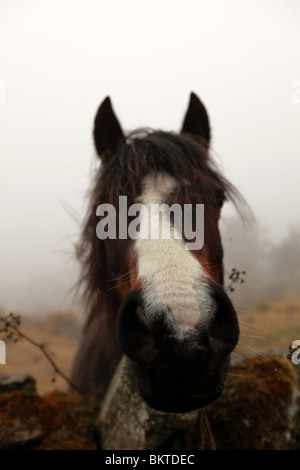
135;173;211;331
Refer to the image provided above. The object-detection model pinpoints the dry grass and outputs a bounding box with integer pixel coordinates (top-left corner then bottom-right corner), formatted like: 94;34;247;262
236;299;300;358
1;315;80;395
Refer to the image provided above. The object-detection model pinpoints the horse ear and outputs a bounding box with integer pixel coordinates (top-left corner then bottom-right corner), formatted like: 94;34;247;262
93;96;124;159
181;92;211;143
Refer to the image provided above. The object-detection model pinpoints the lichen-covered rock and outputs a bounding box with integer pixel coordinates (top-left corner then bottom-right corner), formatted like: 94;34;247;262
206;355;299;450
0;374;42;449
97;355;300;450
0;373;36;396
97;356;199;450
0;374;97;450
33;392;97;450
0;418;43;450
0;356;299;450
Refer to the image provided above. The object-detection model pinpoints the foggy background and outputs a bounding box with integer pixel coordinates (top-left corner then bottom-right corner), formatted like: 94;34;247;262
1;0;300;317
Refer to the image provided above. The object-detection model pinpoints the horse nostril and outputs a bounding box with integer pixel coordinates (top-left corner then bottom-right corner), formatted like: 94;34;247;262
208;281;239;352
117;289;156;365
136;304;146;319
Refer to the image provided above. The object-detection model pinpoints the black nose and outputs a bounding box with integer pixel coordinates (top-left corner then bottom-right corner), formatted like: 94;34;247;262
117;283;239;413
207;280;239;354
142;389;224;413
117;282;239;364
117;289;157;365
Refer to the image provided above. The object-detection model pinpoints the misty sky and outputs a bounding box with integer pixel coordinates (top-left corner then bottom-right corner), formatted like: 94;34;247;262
0;0;300;315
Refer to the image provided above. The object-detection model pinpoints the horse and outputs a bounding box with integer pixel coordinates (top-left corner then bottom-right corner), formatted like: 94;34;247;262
71;92;243;413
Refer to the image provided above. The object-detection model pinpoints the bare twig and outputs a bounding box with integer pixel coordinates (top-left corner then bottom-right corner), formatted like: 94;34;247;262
0;313;88;401
225;268;246;293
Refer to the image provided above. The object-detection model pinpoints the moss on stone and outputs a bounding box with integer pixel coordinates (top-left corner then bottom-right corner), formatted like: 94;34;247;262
0;355;298;450
0;389;97;450
206;355;298;450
